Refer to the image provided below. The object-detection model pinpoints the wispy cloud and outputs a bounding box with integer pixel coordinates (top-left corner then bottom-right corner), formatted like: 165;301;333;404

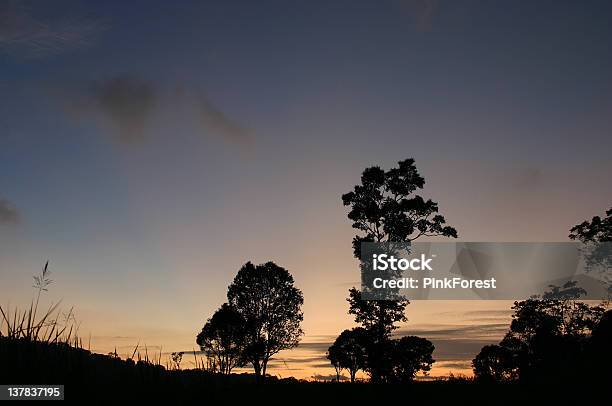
512;167;543;191
271;356;328;364
398;323;507;362
435;309;513;323
88;75;157;144
196;92;252;145
294;341;333;352
460;310;513;318
311;374;349;381
435;360;472;370
0;0;107;59
60;76;251;146
0;197;21;225
398;323;508;340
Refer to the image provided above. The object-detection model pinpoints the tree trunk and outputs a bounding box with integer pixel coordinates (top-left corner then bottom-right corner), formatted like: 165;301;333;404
262;358;268;382
253;361;262;383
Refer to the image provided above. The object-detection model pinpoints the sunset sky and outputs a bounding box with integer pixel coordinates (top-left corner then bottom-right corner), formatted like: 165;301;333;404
1;0;612;379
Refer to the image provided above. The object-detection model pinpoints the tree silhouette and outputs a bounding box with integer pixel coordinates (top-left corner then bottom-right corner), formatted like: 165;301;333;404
346;288;406;342
568;206;612;383
342;158;457;257
342;158;457;381
327;344;343;382
196;303;246;375
590;309;612;383
170;351;184;370
345;288;408;381
227;261;304;382
569;206;612;243
472;283;605;383
569;206;612;293
472;345;516;382
389;336;435;382
591;309;612;347
327;328;369;383
472;208;612;383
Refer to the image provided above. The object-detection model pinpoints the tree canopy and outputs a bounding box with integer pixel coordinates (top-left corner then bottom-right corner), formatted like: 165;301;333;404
472;345;516;382
342;158;457;258
327;327;369;383
196;303;246;375
389;336;435;382
227;261;304;381
569;206;612;243
569;206;612;288
473;283;605;383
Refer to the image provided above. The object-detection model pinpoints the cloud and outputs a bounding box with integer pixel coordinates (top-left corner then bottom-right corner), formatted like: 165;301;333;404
0;198;21;224
311;374;349;382
426;338;497;360
398;323;508;362
460;310;513;318
60;77;251;146
295;341;334;352
196;92;252;145
398;323;508;339
0;0;106;59
512;167;543;191
91;335;137;340
87;75;157;144
311;362;335;369
434;309;513;323
435;360;472;370
271;356;328;364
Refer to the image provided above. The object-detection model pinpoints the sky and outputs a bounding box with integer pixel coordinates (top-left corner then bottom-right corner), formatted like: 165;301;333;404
1;0;612;379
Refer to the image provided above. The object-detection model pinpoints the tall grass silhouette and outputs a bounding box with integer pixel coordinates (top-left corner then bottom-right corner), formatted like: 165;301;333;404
0;262;79;346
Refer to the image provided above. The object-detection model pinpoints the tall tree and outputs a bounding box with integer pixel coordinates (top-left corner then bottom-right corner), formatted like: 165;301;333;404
227;261;304;381
196;303;246;375
342;159;458;337
342;158;457;381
